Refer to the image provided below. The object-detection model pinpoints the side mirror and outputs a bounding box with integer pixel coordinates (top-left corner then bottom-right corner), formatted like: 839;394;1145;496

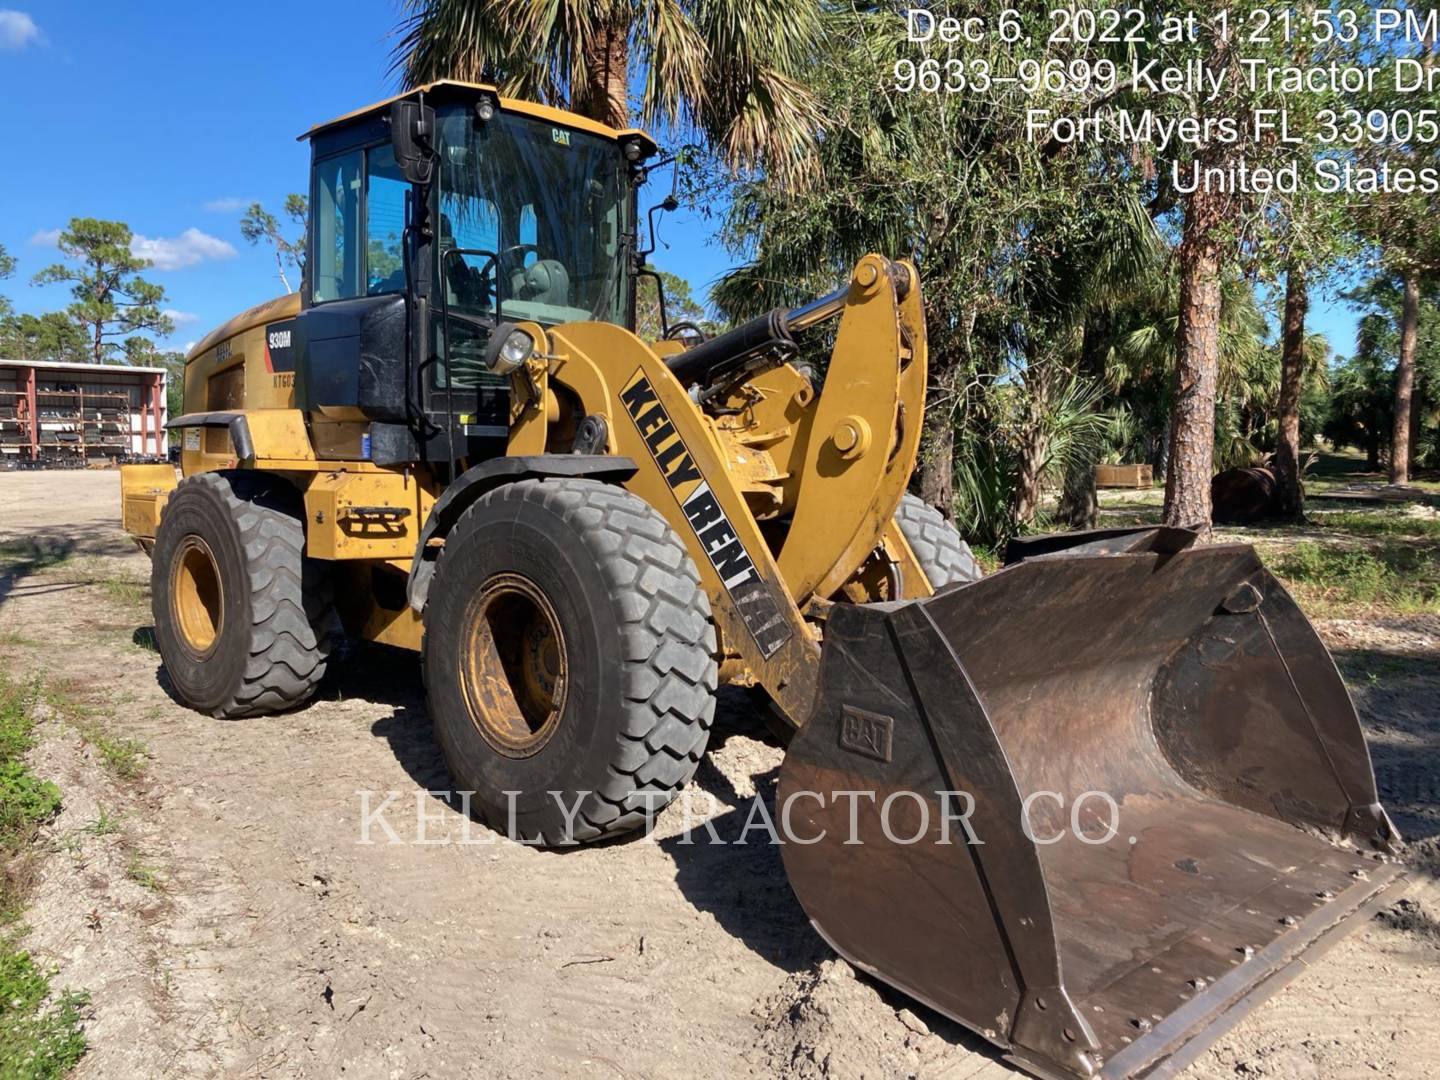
638;194;680;260
390;99;437;185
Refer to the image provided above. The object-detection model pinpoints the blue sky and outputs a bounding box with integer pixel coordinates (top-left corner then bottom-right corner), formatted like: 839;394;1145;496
0;2;1357;358
0;1;732;353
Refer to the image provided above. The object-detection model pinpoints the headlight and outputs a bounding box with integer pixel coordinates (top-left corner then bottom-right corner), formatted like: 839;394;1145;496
484;323;537;375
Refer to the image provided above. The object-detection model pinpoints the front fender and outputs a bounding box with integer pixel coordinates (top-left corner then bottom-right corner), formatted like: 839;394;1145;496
405;454;638;611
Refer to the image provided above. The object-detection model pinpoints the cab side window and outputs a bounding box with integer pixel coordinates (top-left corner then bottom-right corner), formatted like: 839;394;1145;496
313;151;362;302
366;146;408;295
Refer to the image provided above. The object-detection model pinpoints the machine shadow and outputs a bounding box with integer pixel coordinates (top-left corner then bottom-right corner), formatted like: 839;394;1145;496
338;642;456;794
660;694;1006;1061
1334;644;1440;877
653;688;816;974
0;536;79;611
341;651;1003;1058
658;771;823;974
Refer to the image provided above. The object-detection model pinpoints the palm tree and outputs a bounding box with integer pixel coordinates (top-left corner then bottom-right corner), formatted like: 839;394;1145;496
1325;314;1397;472
393;0;821;181
1109;265;1269;478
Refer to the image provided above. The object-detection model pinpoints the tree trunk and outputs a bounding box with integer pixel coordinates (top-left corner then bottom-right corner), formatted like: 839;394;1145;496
1057;313;1110;528
1154;413;1171;483
1164;190;1224;535
919;392;956;514
918;305;975;518
1391;268;1419;484
1013;430;1048;523
92;320;103;364
1273;265;1308;518
578;19;631;127
1013;359;1052;525
1411;367;1425;470
1057;449;1098;528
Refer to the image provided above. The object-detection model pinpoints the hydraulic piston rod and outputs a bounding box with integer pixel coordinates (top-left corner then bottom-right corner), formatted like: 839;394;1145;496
665;263;910;389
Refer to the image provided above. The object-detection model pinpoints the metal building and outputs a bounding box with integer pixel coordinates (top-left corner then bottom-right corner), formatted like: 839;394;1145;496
0;358;167;466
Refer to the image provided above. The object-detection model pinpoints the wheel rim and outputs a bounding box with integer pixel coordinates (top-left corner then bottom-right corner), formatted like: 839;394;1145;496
459;573;568;758
171;535;224;656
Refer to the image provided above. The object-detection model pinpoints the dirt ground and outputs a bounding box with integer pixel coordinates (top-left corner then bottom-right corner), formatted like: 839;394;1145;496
1;470;1438;1080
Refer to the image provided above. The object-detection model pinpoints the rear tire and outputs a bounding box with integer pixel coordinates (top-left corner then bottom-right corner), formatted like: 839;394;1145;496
422;478;718;845
894;493;981;588
151;471;334;717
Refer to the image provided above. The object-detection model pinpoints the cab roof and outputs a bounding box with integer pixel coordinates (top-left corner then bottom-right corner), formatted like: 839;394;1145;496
301;79;656;153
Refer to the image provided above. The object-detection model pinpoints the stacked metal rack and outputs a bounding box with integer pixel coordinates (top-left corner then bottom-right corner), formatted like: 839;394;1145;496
0;385;32;457
37;383;85;464
0;359;167;467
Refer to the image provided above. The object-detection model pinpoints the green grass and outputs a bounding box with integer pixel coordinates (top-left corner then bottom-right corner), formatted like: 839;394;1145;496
1311;510;1440;540
0;546;147;615
0;951;88;1080
79;809;120;839
0;676;87;1077
971;546;1003;574
94;577;147;607
0;681;60;854
1273;540;1440;617
37;687;148;784
70;722;146;783
124;857;164;894
0;633;41;649
58;560;148;610
0;761;61;855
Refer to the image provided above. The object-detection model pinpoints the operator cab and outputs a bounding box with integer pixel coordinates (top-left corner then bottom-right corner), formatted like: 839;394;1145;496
290;81;656;469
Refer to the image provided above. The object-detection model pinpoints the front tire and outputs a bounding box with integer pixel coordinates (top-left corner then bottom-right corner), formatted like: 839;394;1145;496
151;471;334;717
894;493;982;589
422;479;718;845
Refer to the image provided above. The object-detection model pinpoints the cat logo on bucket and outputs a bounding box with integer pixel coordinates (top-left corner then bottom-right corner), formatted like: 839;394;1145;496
620;370;791;658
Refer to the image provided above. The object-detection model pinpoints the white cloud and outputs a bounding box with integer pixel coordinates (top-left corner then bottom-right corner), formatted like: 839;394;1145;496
131;228;237;271
184;341;198;352
162;309;200;326
28;227;60;247
203;196;255;213
0;10;40;51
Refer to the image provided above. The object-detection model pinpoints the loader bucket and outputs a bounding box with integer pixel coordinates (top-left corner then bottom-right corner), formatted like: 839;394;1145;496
778;527;1404;1080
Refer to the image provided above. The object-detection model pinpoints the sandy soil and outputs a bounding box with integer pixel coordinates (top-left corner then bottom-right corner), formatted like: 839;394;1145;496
1;471;1437;1080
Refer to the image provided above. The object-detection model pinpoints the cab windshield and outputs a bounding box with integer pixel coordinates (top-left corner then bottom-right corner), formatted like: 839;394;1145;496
434;106;632;328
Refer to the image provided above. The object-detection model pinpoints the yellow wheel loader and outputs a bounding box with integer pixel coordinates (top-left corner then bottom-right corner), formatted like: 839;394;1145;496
121;82;1404;1080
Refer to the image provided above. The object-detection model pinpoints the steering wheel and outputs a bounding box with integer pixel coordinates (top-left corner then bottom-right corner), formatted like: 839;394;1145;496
497;243;540;273
665;321;708;345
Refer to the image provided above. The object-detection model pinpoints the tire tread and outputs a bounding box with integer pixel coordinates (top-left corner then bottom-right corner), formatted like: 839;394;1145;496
169;471;333;718
439;478;717;844
894;493;982;588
